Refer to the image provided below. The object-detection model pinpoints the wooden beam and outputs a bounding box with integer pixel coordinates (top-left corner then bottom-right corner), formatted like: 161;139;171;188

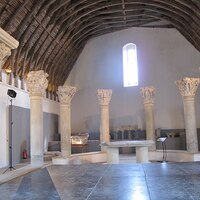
3;0;30;33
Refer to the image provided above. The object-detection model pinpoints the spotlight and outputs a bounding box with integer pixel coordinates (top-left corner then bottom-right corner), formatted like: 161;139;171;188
7;89;17;98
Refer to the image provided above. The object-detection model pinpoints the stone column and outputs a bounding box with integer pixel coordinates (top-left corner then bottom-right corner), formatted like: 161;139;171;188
57;85;76;158
175;77;199;153
0;27;19;81
140;86;156;144
27;70;48;166
97;89;112;145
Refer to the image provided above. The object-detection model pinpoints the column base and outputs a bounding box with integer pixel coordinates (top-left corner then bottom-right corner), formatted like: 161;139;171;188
31;155;44;166
61;151;70;158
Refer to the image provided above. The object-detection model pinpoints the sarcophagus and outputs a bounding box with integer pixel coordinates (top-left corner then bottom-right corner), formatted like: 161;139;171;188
71;133;89;145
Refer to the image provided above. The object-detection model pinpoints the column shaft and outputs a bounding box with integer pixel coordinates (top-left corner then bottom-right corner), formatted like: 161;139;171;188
57;85;76;158
183;97;198;153
144;104;155;141
100;105;110;143
97;89;112;148
140;86;156;149
175;77;199;153
30;96;44;165
60;104;71;157
27;70;48;166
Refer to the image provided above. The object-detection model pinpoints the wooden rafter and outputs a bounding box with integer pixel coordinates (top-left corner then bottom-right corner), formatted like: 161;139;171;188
0;0;200;87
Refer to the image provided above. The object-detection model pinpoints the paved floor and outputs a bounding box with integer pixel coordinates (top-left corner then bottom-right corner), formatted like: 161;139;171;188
0;160;52;184
1;161;200;200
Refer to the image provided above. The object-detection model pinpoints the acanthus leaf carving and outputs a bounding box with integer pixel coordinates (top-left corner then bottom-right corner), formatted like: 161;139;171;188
0;42;11;68
175;77;199;97
26;70;48;96
57;85;76;105
140;86;156;104
97;89;112;106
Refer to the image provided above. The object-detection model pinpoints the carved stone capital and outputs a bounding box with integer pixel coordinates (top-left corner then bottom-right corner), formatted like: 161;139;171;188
26;70;48;96
0;27;19;49
0;42;11;67
140;86;156;104
175;77;199;97
57;85;76;105
97;89;112;106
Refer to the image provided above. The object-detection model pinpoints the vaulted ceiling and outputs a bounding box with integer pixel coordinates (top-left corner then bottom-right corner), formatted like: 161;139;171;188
0;0;200;90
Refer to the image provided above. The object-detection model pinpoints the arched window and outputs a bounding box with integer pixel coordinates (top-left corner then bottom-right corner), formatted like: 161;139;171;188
122;43;138;87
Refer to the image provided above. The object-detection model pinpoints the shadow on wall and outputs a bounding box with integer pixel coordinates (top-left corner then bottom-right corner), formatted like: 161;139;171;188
43;112;59;152
169;106;185;128
156;128;200;151
84;112;145;133
110;114;145;131
12;106;30;165
85;115;100;133
11;106;58;165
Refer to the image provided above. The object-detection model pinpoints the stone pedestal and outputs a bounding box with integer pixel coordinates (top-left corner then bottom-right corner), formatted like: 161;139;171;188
175;77;199;153
0;28;19;81
106;147;148;163
57;85;76;158
27;70;48;166
107;147;119;164
97;89;112;147
136;147;149;163
101;140;154;163
140;87;156;148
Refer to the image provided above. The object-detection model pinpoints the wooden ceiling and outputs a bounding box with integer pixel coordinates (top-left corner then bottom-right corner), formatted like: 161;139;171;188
0;0;200;88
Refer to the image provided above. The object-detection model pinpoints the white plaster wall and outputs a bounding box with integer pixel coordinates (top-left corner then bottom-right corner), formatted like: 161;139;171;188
66;27;200;133
43;98;59;114
0;82;59;167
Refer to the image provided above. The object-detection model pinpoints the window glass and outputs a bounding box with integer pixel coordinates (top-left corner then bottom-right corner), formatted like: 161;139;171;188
123;43;138;87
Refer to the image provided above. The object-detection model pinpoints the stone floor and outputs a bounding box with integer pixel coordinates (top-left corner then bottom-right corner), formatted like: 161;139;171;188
1;160;200;200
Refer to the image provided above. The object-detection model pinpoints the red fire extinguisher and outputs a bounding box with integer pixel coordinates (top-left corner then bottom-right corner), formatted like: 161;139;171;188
23;150;28;159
